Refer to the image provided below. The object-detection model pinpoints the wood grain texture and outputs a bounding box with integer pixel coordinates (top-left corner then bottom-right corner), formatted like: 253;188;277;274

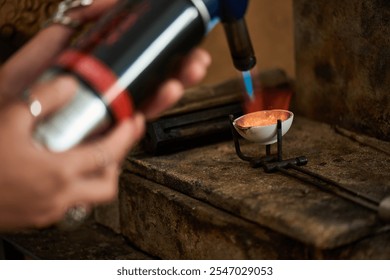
293;0;390;140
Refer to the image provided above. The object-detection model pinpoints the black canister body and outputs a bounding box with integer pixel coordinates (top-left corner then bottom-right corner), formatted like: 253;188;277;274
35;0;207;151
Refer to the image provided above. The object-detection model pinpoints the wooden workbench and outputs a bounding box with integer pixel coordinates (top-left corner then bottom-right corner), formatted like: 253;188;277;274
95;116;390;259
3;116;390;259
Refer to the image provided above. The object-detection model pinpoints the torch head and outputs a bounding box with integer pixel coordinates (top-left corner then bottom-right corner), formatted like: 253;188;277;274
202;0;256;71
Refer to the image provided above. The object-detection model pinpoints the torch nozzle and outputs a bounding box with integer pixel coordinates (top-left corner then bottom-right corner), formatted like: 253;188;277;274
223;18;256;72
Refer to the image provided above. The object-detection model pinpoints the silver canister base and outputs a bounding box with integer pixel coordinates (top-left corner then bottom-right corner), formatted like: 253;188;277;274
34;73;111;152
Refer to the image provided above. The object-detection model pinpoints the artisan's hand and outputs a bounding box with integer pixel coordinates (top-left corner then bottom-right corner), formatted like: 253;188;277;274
0;0;211;231
0;75;145;230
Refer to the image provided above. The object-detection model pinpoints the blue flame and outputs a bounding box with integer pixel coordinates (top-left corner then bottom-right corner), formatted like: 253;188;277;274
242;70;254;101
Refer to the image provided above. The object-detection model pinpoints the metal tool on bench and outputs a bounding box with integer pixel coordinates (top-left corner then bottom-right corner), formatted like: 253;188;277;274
229;113;390;223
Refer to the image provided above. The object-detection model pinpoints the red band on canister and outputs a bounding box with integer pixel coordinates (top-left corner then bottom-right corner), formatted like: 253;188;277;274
57;50;134;121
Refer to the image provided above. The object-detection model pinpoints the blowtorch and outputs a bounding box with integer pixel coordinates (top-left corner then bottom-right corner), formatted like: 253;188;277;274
34;0;257;151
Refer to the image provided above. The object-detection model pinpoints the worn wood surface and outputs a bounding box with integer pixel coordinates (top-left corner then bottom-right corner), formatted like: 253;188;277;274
118;174;307;259
123;116;390;252
1;221;153;260
293;0;390;140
